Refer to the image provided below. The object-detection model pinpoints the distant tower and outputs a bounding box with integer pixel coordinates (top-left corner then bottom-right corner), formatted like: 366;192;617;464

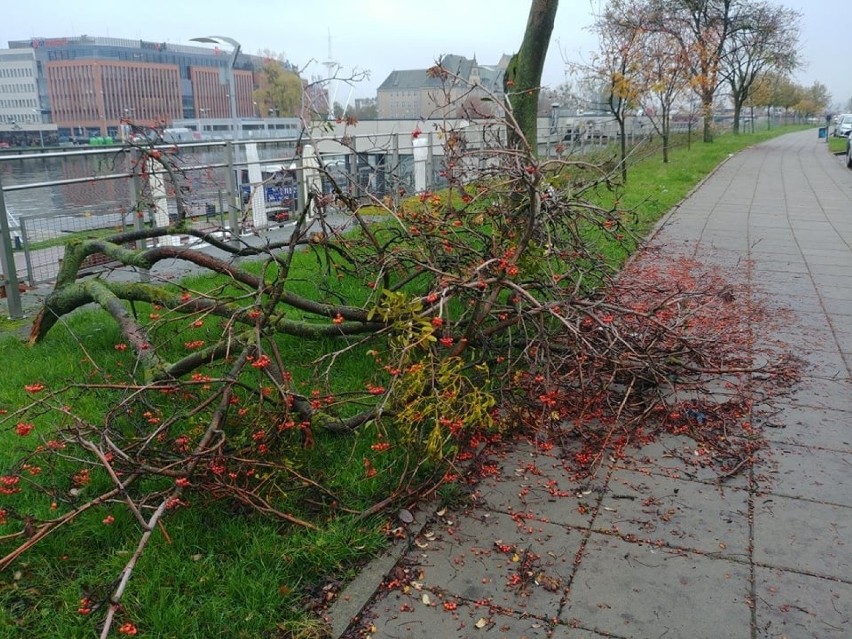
322;29;340;119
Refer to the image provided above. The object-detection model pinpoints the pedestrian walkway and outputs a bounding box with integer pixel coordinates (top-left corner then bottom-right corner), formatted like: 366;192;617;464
328;130;852;639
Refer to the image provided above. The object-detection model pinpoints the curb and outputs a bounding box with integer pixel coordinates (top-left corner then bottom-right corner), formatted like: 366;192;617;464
325;498;438;638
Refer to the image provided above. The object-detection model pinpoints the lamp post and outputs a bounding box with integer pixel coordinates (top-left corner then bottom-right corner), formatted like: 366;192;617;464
190;36;241;140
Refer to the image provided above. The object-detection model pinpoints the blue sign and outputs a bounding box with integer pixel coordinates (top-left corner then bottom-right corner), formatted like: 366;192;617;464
264;185;297;203
241;184;297;204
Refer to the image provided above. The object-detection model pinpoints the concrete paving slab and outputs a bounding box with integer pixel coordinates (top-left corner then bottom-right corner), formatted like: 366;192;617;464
766;322;836;352
759;297;824;319
821;286;852;302
753;494;851;579
796;348;849;380
596;469;750;557
751;260;811;275
798;250;852;268
561;532;751;638
780;379;852;413
747;246;804;261
822;297;852;317
757;403;852;453
761;444;852;507
808;262;852;279
354;589;551;639
831;329;852;356
754;567;852;638
550;623;629;639
411;509;578;616
471;444;598;529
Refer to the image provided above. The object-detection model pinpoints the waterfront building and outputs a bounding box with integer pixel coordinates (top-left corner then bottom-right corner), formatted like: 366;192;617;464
0;35;300;142
0;48;57;146
376;54;508;120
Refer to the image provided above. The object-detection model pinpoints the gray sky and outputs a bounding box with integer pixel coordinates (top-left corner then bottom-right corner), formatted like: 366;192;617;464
4;0;848;109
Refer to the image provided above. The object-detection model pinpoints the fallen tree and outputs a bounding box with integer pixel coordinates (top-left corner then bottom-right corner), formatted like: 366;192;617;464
0;4;799;633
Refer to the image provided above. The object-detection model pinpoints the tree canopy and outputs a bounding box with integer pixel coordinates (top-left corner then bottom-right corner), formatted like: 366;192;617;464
588;0;804;142
252;53;304;118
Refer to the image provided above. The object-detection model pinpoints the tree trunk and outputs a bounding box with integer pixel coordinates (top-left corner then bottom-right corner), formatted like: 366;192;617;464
504;0;559;153
732;101;742;135
701;92;714;143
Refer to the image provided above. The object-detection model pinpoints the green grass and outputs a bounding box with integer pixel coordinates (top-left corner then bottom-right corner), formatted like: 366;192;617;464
0;123;808;637
827;135;848;154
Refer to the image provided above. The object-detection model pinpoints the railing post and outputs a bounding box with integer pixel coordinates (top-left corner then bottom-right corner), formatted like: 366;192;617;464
0;177;24;319
300;144;320;221
391;133;400;208
225;141;240;245
218;189;226;228
127;150;150;283
19;217;35;287
426;132;434;192
349;150;359;200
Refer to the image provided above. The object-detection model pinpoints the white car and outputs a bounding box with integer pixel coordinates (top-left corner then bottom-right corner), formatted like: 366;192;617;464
846;134;852;168
834;113;852;137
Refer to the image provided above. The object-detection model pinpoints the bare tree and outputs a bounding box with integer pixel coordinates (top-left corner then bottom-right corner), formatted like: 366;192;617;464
596;0;691;164
643;0;739;143
794;81;831;119
640;28;691;161
589;0;645;180
723;2;801;134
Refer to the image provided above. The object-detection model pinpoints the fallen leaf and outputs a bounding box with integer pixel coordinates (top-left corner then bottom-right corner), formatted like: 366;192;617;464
421;593;431;605
475;617;489;629
535;573;561;592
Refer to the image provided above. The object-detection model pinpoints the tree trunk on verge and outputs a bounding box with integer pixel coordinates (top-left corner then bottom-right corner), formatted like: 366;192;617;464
503;0;559;154
732;101;742;135
701;93;714;143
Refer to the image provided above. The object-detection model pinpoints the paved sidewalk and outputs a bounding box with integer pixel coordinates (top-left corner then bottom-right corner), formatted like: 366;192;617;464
329;131;852;639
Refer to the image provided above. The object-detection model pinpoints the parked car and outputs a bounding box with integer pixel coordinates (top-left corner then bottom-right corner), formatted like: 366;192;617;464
834;113;852;137
846;133;852;169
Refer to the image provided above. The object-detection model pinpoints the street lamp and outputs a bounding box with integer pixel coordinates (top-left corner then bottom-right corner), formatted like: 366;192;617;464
31;109;44;147
190;35;241;139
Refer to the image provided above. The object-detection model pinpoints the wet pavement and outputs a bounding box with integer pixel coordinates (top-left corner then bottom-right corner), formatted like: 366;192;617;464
327;130;852;639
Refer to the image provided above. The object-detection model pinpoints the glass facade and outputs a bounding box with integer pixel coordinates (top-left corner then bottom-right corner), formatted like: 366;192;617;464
7;36;266;136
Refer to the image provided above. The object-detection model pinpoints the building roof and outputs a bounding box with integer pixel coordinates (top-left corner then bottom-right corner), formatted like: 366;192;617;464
377;54;506;93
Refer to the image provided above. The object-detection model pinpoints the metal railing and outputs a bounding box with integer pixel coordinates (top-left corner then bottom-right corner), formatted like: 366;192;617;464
0;132;436;314
0;119;662;318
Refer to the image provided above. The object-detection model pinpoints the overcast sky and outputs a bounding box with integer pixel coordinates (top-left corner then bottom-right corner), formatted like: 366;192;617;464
4;0;848;109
